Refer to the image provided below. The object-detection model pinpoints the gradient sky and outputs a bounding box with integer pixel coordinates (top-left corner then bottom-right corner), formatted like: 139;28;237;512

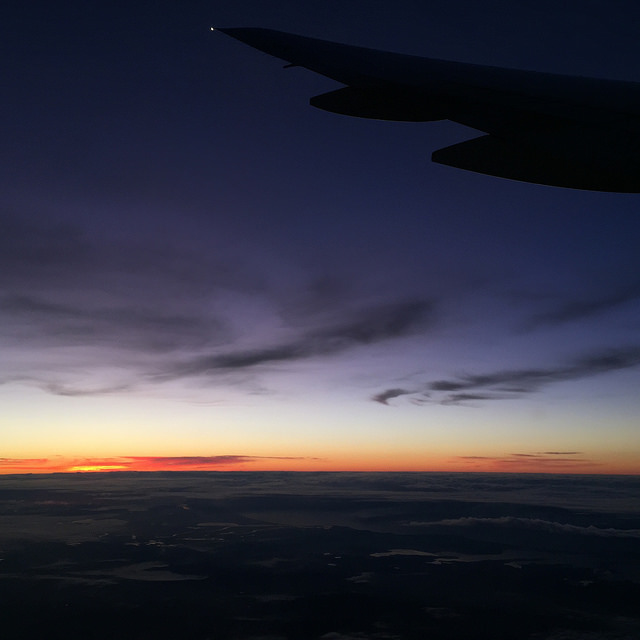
2;0;640;474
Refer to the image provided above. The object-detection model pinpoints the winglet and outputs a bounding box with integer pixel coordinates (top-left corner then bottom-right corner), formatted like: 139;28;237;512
211;27;252;39
210;27;395;87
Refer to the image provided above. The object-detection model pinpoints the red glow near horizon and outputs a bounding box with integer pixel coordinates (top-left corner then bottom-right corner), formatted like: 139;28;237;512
0;456;288;474
0;454;637;475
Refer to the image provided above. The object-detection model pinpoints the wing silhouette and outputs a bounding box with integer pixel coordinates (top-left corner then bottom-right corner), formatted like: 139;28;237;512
216;28;640;192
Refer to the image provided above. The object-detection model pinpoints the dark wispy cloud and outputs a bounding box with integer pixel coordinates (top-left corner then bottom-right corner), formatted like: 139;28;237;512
0;213;255;293
373;346;640;406
160;299;433;380
541;451;581;455
453;451;599;473
125;455;320;466
42;382;136;397
524;281;640;329
458;451;590;465
440;392;506;405
372;388;416;405
429;346;640;394
1;209;440;399
0;212;263;364
1;293;225;352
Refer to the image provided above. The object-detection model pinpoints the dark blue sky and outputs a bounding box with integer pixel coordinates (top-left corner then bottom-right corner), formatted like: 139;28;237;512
2;1;640;473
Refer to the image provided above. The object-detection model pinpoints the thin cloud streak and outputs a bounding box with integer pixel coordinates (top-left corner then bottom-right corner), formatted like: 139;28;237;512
525;282;640;329
541;451;582;455
0;455;321;474
440;392;508;405
371;388;416;405
0;292;229;352
0;213;257;294
429;347;640;393
126;455;320;466
160;299;433;380
1;210;442;400
455;451;598;471
373;346;640;406
43;382;136;397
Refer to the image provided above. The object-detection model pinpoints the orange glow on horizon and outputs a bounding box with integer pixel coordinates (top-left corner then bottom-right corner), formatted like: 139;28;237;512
0;453;637;476
68;465;128;472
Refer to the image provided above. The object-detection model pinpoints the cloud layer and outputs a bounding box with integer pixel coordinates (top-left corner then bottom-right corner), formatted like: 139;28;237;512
373;346;640;406
0;210;440;399
161;299;432;380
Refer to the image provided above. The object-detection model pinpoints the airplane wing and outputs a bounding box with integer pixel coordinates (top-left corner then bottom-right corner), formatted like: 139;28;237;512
215;27;640;192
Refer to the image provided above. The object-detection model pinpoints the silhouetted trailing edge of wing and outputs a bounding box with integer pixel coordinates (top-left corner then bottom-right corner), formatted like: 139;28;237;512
215;27;640;192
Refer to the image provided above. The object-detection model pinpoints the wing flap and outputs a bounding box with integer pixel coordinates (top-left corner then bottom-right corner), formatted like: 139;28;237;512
432;135;640;192
310;88;445;121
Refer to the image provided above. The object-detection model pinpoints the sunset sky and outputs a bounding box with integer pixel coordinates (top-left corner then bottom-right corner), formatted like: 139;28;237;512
2;0;640;475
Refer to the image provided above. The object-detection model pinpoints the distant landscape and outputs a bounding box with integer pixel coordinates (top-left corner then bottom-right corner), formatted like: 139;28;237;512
1;472;638;639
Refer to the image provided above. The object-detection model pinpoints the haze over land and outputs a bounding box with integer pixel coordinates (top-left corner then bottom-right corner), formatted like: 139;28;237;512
1;472;639;639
